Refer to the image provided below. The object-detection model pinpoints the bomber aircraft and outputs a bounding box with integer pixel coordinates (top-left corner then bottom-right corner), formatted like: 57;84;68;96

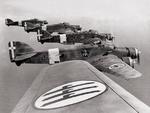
35;22;82;43
36;29;114;44
43;22;82;34
9;41;140;79
5;18;82;34
8;41;150;113
35;22;82;41
5;18;48;33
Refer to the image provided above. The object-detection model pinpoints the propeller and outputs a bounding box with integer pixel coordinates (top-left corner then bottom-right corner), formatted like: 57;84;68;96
135;48;141;64
137;50;141;64
109;24;115;41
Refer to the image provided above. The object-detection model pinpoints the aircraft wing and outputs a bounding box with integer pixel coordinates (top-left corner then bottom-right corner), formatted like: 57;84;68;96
11;60;150;113
87;54;142;79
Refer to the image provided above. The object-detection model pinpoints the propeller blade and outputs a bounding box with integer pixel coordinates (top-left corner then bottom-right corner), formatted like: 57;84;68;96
137;51;141;64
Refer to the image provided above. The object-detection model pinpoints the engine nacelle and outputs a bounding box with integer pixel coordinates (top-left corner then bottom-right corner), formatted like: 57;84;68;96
122;57;135;68
127;47;140;59
114;47;141;64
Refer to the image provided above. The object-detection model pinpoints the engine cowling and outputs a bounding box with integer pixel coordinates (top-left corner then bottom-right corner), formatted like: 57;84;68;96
114;47;141;64
122;57;135;68
126;47;141;64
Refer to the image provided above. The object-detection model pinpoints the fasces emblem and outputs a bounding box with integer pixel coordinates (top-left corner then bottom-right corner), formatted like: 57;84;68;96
35;81;107;109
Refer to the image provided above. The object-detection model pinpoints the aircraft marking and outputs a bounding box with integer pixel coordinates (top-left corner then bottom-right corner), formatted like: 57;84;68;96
37;30;43;41
24;22;28;30
9;41;16;60
59;34;67;43
48;48;60;64
18;21;22;26
43;81;94;96
109;63;125;70
42;25;47;31
34;81;107;109
81;49;89;57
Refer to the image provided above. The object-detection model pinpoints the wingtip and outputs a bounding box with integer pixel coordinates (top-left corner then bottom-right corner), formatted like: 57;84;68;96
125;72;142;80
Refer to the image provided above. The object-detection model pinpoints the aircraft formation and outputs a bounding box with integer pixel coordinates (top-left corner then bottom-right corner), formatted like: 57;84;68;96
6;18;141;79
6;18;150;113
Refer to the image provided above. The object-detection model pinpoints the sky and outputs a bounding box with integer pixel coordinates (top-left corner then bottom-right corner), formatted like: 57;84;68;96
1;0;150;113
1;0;150;20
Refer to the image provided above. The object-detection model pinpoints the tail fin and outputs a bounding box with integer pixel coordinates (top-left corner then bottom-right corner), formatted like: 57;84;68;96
8;41;36;66
8;41;54;66
5;18;14;26
5;18;20;26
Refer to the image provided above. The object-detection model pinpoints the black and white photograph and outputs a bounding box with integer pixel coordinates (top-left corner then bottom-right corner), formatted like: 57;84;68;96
0;0;150;113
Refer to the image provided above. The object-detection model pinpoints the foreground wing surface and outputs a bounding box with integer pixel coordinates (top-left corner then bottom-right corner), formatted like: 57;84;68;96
88;54;142;79
11;61;150;113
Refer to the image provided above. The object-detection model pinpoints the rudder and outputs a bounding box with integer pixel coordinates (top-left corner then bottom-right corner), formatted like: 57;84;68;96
8;41;36;64
5;18;13;26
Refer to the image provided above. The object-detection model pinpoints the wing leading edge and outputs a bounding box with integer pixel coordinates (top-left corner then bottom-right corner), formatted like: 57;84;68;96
11;60;150;113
